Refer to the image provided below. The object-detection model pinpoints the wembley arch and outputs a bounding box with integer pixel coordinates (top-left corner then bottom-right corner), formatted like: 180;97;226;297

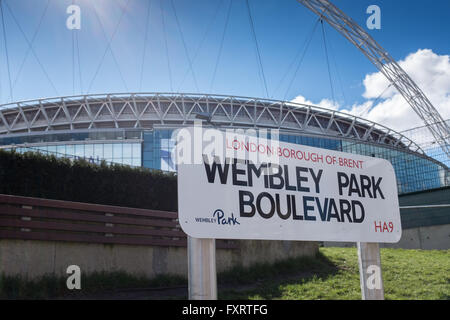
297;0;450;158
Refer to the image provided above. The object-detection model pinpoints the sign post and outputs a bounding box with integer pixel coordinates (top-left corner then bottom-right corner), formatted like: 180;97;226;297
357;242;384;300
187;236;217;300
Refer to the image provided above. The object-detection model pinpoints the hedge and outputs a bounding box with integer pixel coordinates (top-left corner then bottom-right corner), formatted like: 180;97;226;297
0;149;177;211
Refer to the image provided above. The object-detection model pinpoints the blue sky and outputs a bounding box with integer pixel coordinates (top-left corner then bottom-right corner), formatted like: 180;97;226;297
0;0;449;111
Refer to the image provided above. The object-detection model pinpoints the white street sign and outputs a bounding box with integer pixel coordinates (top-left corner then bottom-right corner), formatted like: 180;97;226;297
177;128;402;243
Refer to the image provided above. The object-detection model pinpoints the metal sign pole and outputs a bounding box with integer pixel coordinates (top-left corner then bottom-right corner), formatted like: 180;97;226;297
357;242;384;300
187;236;217;300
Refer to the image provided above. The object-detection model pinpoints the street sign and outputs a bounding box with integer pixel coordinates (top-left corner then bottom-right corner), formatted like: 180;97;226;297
177;127;402;243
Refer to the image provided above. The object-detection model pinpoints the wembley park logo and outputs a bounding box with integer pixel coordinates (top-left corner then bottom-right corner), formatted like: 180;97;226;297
194;209;240;226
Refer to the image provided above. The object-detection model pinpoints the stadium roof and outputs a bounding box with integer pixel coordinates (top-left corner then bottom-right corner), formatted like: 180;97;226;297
0;92;424;155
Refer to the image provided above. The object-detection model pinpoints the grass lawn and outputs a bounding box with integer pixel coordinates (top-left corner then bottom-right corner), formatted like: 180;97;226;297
219;247;450;300
1;247;448;299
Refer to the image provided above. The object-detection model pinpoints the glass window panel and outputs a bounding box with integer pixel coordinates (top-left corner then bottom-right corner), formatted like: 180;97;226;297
94;144;103;158
123;144;132;158
85;144;94;158
143;160;153;168
161;160;169;171
113;144;122;159
48;145;57;154
75;144;84;158
56;145;65;156
132;143;141;158
66;144;75;156
104;144;113;158
161;130;170;139
161;139;169;149
132;158;141;167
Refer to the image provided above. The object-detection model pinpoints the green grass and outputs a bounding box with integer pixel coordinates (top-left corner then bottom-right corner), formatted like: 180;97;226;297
1;247;448;299
219;247;450;300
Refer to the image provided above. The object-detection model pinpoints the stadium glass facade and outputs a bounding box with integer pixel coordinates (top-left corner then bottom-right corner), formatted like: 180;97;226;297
0;130;142;167
1;127;448;195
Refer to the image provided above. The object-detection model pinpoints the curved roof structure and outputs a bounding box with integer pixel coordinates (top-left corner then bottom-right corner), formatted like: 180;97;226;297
0;93;424;154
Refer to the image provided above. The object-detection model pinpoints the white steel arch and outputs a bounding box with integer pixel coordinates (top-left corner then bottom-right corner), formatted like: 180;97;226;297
297;0;450;158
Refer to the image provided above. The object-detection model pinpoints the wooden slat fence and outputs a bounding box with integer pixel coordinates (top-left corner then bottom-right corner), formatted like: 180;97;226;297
0;194;238;249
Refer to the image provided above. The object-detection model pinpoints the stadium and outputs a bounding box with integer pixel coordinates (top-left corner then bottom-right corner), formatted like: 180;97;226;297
0;92;448;195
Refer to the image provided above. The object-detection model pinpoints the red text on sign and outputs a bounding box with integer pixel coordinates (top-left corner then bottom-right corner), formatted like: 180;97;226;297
374;221;394;233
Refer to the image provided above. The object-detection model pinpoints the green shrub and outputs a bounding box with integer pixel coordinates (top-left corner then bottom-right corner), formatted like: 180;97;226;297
0;150;177;211
0;271;187;299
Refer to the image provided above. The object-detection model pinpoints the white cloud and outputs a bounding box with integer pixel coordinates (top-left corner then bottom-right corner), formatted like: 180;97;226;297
290;95;340;111
356;49;450;132
292;49;450;134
